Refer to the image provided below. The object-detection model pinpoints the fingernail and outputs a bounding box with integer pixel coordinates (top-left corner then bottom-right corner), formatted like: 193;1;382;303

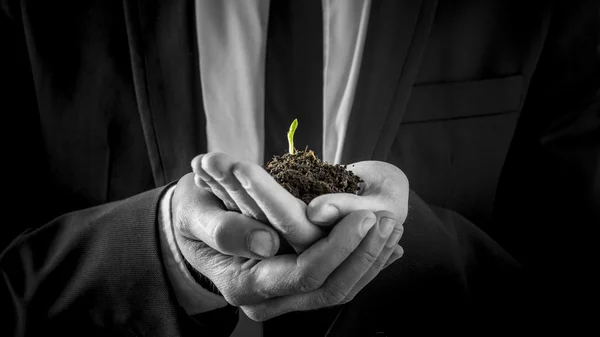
380;217;396;238
202;163;223;180
233;170;249;188
311;204;339;224
392;245;404;259
386;226;404;248
194;166;211;181
248;230;274;258
360;217;377;237
194;175;204;187
384;249;403;269
191;155;204;170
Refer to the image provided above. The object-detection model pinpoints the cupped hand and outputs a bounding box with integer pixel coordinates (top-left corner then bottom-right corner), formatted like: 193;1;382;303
307;161;408;268
172;173;399;321
191;152;325;253
192;153;405;296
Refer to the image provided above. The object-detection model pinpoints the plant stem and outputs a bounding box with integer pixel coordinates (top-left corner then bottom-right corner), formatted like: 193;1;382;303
287;119;298;155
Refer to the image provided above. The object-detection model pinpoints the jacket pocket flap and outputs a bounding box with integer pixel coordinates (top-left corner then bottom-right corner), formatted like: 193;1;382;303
403;75;524;123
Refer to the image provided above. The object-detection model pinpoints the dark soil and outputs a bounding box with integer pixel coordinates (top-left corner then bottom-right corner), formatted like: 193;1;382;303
264;150;363;204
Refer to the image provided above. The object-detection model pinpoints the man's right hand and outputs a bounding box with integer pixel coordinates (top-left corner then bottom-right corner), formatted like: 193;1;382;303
172;173;398;321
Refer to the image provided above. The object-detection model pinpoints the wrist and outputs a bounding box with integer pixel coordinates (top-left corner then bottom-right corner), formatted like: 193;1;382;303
160;182;229;314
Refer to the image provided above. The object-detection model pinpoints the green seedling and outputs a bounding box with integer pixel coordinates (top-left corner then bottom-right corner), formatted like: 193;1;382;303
287;119;298;155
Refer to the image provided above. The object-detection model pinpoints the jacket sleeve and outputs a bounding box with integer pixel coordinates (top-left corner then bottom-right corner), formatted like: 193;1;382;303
158;185;230;315
0;187;184;336
0;3;238;336
0;185;243;337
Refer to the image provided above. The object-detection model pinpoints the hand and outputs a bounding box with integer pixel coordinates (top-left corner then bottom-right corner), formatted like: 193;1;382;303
191;152;325;253
307;161;408;269
172;173;400;320
192;153;406;302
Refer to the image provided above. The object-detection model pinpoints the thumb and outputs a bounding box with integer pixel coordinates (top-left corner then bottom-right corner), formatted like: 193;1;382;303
307;193;380;226
174;173;281;260
209;212;282;260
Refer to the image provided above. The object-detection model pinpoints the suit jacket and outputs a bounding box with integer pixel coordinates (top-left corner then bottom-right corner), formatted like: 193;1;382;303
1;0;598;336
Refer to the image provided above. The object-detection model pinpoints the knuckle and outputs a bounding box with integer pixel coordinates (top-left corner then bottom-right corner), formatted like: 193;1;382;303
372;256;387;270
319;282;347;306
360;248;380;266
337;245;352;259
265;214;299;239
209;213;233;250
297;273;323;293
222;292;242;307
243;307;269;322
278;219;298;238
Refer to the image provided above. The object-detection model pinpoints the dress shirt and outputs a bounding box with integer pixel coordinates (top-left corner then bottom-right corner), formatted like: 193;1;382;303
158;1;372;335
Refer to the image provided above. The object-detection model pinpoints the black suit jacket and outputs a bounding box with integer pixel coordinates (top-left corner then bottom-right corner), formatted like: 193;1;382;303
1;0;598;336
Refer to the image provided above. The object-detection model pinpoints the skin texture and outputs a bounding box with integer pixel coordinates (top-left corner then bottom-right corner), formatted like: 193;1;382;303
172;173;401;321
173;153;407;320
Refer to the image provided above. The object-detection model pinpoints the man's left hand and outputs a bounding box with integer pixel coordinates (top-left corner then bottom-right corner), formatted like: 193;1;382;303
306;161;408;270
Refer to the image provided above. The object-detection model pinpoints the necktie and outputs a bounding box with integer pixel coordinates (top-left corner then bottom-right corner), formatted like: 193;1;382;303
263;0;323;162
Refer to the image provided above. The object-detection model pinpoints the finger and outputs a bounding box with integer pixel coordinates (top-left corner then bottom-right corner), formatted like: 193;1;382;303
194;174;213;194
191;154;239;212
174;173;280;259
384;245;404;269
344;225;404;301
307;192;407;228
306;161;409;227
380;224;404;269
241;211;395;321
231;161;324;251
306;192;379;226
199;152;267;222
247;210;376;302
311;212;396;306
371;222;404;271
305;161;377;227
212;212;280;259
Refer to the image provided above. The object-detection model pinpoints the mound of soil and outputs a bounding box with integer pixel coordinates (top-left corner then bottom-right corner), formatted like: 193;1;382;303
264;150;363;204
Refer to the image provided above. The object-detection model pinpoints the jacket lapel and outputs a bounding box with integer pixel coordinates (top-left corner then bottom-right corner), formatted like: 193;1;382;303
123;0;207;186
341;0;438;164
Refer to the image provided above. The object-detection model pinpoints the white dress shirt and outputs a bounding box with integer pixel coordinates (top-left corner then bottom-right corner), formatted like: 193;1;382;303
158;1;372;335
